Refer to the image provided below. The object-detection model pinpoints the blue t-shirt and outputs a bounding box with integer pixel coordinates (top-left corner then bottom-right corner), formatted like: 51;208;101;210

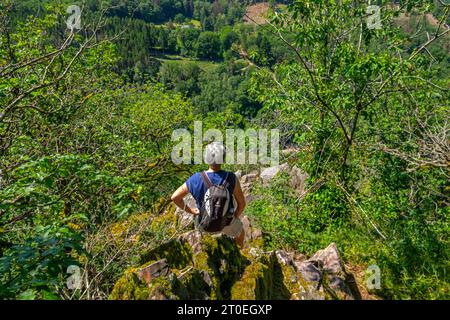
186;170;236;209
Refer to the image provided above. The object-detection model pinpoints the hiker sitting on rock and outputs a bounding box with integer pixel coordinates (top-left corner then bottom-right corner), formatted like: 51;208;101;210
171;142;246;248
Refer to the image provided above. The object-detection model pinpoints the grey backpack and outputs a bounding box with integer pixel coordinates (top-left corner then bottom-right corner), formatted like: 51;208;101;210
196;172;235;232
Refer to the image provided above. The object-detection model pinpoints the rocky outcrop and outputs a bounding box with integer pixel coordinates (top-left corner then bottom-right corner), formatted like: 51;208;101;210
110;229;361;300
136;259;171;284
110;232;247;300
240;215;262;244
241;164;309;199
110;162;361;300
238;170;259;203
260;163;290;181
175;194;196;228
294;243;359;300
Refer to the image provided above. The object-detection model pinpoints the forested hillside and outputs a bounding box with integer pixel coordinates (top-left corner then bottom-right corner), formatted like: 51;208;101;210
0;0;449;300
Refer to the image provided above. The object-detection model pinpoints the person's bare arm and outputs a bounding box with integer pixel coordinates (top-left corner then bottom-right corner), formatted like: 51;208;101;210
171;183;199;215
233;178;246;218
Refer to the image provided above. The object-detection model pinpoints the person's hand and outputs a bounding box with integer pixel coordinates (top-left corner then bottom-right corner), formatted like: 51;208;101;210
189;207;200;216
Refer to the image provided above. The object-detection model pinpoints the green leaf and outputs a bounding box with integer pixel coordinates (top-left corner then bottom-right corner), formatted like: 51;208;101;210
17;289;37;300
42;290;59;300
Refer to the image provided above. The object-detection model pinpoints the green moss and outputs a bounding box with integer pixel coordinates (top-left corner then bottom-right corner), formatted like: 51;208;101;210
140;239;193;269
193;235;249;300
109;268;152;300
148;276;176;299
230;253;291;300
193;251;222;299
153;197;172;214
231;260;270;299
150;207;179;234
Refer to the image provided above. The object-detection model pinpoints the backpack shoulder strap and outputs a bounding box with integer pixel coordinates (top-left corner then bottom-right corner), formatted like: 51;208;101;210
200;171;213;188
221;172;230;188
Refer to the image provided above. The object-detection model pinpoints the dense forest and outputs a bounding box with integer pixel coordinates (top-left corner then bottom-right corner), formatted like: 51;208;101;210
0;0;449;300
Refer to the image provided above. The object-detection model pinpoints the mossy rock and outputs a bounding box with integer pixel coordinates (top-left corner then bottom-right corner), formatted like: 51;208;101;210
193;234;249;299
111;234;249;300
230;252;291;300
172;269;212;299
231;259;270;299
110;231;338;300
269;253;293;299
110;216;356;301
140;239;193;269
109;268;153;300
